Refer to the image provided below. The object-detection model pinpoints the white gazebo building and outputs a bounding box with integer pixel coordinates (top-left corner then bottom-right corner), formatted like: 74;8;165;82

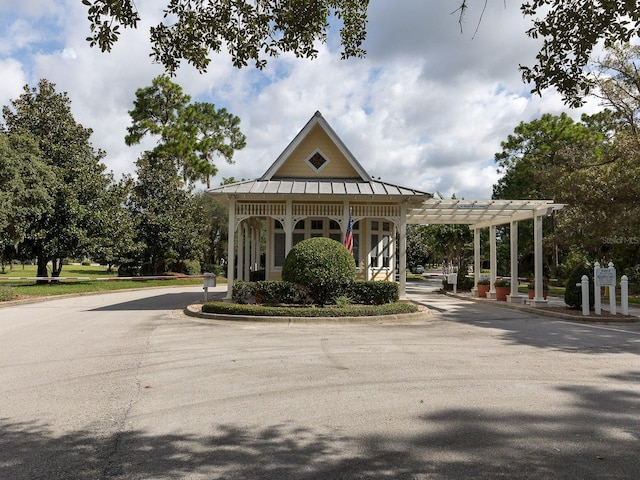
209;111;563;306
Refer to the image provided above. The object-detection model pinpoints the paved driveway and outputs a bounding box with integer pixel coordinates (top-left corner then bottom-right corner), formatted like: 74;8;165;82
1;284;639;479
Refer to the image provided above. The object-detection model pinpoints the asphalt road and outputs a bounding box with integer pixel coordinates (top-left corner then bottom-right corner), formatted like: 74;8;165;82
1;284;639;479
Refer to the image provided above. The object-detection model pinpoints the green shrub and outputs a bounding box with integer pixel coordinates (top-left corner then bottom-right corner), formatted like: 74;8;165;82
282;237;356;305
250;269;266;281
253;281;310;305
202;301;418;317
348;281;399;304
564;263;594;310
81;260;91;266
457;275;474;291
0;286;16;302
231;280;254;304
202;264;225;277
442;274;475;291
181;259;201;275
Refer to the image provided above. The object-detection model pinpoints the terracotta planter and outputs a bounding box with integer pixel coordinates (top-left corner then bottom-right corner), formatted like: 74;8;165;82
495;286;510;301
477;284;490;298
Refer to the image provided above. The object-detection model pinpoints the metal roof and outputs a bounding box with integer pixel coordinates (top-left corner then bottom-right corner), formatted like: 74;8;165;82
209;178;433;198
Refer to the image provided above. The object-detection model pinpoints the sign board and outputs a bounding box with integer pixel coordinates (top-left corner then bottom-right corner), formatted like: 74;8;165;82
596;268;615;287
447;273;458;285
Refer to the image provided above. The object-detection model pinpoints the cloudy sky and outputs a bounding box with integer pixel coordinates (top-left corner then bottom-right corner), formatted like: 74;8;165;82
0;0;602;199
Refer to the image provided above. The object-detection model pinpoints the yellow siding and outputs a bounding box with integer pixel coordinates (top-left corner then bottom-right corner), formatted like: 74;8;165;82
273;124;361;179
269;271;282;281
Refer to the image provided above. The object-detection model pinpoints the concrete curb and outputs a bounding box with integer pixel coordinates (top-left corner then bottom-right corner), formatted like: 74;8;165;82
443;290;640;324
183;303;432;325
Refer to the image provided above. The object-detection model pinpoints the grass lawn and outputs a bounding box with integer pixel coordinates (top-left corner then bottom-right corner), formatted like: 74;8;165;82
0;264;222;301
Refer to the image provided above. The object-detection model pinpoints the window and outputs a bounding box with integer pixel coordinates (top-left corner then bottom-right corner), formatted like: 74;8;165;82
370;234;379;268
369;220;393;270
274;232;285;267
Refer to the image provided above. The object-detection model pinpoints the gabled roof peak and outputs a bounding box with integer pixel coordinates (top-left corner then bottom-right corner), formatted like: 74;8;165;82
260;111;371;182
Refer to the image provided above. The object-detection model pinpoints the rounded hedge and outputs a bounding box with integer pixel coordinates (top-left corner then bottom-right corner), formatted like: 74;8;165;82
282;237;356;305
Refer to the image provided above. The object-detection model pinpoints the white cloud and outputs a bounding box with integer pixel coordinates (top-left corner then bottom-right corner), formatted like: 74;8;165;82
0;0;601;199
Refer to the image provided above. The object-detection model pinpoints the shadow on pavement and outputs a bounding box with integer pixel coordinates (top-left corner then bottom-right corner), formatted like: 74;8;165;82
407;283;640;356
2;371;638;479
89;292;203;312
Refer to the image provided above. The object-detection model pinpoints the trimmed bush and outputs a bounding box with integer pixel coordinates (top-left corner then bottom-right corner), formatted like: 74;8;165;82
348;281;399;305
253;281;310;305
564;263;594;310
0;286;15;302
231;280;254;304
282;237;356;305
202;301;418;317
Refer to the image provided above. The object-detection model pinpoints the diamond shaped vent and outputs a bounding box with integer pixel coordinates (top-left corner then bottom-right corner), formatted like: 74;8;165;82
308;152;327;171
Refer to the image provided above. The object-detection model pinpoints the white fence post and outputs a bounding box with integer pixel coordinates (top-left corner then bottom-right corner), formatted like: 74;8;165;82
594;261;601;315
621;275;629;316
609;262;616;316
580;275;590;316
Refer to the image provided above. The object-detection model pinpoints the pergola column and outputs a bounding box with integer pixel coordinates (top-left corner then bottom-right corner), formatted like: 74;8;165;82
285;200;293;255
398;203;407;300
486;225;498;299
255;222;262;272
243;223;251;281
507;220;524;304
225;198;236;301
237;220;245;282
530;213;548;307
473;227;481;296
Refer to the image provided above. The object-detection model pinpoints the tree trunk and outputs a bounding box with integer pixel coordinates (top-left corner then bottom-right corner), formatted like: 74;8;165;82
36;256;49;284
52;257;63;278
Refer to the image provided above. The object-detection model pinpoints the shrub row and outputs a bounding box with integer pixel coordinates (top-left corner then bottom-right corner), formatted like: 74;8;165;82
231;280;399;306
202;301;418;317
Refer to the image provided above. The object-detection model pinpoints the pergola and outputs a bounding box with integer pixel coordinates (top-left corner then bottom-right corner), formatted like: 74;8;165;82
406;198;565;306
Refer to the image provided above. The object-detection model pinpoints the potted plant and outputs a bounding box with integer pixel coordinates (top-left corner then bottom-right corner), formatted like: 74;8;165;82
477;279;490;298
494;279;510;301
527;281;548;300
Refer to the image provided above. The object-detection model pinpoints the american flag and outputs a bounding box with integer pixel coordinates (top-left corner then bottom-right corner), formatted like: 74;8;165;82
344;211;353;254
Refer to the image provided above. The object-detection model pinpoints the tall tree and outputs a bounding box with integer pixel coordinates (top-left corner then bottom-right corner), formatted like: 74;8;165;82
126;75;246;187
127;153;206;275
88;175;137;272
2;80;114;278
493;110;640;271
0;133;54;271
